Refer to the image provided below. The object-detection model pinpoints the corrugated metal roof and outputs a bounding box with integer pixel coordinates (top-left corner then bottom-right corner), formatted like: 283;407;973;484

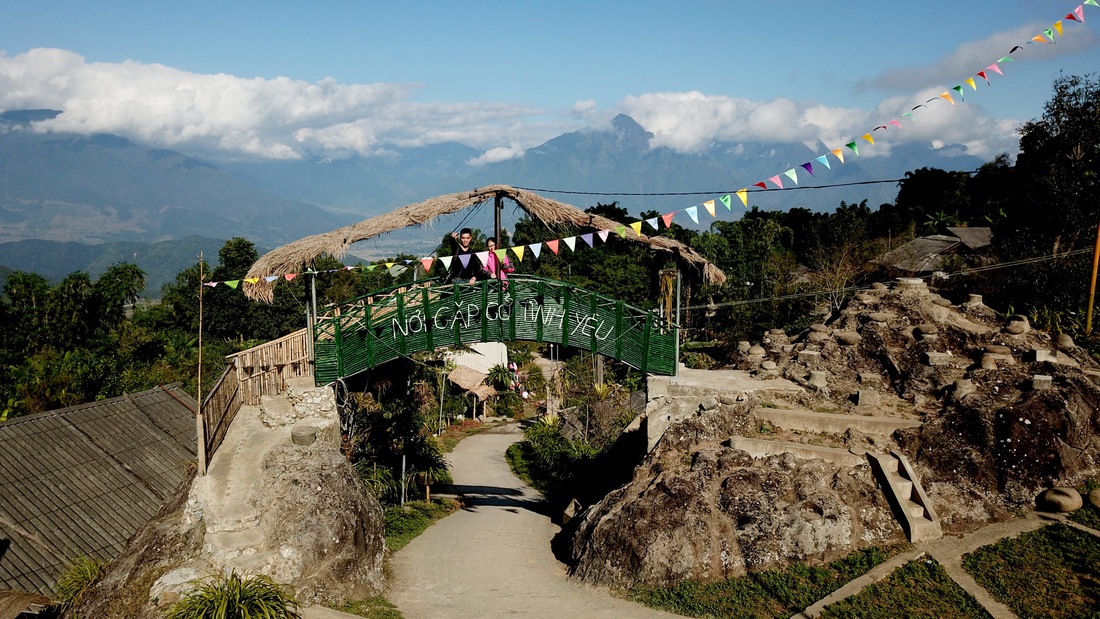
946;226;993;250
0;385;196;595
874;235;961;272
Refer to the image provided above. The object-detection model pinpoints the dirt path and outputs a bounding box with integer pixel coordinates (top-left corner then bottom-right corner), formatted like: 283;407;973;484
386;424;679;618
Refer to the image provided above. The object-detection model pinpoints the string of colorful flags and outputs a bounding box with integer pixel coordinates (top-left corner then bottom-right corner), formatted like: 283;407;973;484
203;2;1096;290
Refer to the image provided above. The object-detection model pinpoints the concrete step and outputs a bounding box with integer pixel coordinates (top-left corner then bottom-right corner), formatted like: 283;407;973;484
904;499;926;519
225;549;275;575
726;436;865;467
893;478;913;498
752;407;921;436
206;529;265;563
867;451;942;543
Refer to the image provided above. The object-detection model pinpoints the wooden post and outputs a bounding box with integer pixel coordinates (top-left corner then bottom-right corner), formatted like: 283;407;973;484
494;194;503;247
1088;220;1100;334
196;252;207;476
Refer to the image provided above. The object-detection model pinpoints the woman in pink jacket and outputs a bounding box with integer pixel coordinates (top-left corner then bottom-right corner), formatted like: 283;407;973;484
484;237;515;286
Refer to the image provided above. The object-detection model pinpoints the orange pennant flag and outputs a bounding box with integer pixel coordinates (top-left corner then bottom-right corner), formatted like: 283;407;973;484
939;92;955;105
661;212;674;227
420;257;434;271
546;239;559;255
703;200;716;218
736;188;748;207
831;148;845;164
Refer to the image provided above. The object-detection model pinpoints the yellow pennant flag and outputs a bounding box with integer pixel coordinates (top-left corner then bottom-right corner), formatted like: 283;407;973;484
1053;21;1063;35
939;92;955;105
862;133;874;145
243;277;259;284
965;77;977;91
736;188;748;207
831;148;845;164
630;221;643;234
703;200;716;218
511;246;524;262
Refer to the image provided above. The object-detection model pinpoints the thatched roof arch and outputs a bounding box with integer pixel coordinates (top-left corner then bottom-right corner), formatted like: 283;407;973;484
243;184;725;302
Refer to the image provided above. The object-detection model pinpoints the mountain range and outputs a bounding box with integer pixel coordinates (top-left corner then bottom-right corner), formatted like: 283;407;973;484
0;110;987;295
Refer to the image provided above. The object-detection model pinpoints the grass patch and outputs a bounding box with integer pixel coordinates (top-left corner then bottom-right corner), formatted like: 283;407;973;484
631;544;907;618
820;558;991;619
1067;503;1100;530
436;419;488;453
505;442;540;491
383;499;460;552
962;523;1100;619
334;596;404;618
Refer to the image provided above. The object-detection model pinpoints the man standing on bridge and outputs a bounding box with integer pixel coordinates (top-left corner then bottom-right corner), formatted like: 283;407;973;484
448;228;479;285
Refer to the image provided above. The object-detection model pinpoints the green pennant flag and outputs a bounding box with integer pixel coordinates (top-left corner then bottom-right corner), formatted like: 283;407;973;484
846;141;859;157
225;280;239;289
719;194;732;210
952;85;964;100
615;225;627;237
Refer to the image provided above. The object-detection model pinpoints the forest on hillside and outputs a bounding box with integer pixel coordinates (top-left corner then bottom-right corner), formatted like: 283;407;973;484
1;74;1097;423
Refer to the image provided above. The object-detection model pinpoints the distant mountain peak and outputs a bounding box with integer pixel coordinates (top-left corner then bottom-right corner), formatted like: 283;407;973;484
610;113;652;139
0;109;62;126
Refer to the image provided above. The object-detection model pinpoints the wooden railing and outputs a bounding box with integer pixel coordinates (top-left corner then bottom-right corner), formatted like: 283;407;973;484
196;328;313;475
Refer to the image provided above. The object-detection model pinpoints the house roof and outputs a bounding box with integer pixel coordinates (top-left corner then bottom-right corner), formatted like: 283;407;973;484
447;366;497;401
0;385;197;595
946;226;993;250
874;235;961;272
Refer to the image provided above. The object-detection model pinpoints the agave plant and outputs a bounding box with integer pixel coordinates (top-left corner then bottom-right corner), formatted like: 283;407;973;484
165;570;301;619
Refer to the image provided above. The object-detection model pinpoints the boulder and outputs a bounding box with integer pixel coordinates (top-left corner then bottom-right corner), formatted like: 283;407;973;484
747;345;766;357
835;332;861;346
1036;487;1082;513
868;312;889;323
809;324;830;333
1089;488;1100;510
1055;333;1075;351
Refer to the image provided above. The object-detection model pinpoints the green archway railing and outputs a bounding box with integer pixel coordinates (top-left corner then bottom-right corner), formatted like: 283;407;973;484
313;275;677;384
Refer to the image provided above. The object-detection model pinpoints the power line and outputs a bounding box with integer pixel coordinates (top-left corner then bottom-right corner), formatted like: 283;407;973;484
513;171;981;198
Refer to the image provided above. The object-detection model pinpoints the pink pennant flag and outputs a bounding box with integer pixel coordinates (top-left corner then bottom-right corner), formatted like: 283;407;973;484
703;200;716;217
736;188;748;207
204;281;218;287
630;221;643;234
563;237;576;252
440;256;453;270
767;175;784;189
862;133;874;145
420;257;434;271
225;280;239;289
816;154;831;169
889;119;903;130
597;229;610;243
264;275;280;283
685;206;699;224
661;212;674;227
580;233;594;247
459;254;471;268
284;273;297;281
475;251;489;266
512;246;525;261
831;148;845;164
977;70;990;84
528;243;541;259
645;217;659;230
800;162;815;176
1074;6;1085;22
546;239;559;255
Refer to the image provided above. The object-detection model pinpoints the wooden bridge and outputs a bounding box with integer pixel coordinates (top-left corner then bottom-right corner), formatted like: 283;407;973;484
312;275;678;383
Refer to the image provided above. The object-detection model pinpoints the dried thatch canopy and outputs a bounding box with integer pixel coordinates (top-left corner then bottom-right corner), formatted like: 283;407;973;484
244;184;725;301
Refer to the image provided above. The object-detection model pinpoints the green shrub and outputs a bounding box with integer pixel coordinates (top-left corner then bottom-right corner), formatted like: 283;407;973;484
165;570;301;619
494;391;524;419
54;555;104;613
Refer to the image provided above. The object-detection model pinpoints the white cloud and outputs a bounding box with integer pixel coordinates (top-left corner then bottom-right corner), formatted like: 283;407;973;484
467;146;524;165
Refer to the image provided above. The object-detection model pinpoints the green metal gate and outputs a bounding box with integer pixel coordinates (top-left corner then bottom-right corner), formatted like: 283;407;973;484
313;275;677;384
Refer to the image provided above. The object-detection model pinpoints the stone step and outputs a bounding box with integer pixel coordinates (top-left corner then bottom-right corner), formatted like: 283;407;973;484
225;549;275;575
206;529;266;563
904;499;926;519
726;436;865;467
867;451;942;543
752;407;921;436
893;478;913;498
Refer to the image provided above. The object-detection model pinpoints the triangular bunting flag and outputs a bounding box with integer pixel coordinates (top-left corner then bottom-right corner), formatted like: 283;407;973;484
977;70;989;84
204;281;218;287
965;77;977;91
831;148;845;163
459;254;471;268
630;221;643;234
902;112;915;120
736;188;748;207
385;262;395;269
783;169;798;185
800;162;815;177
889;119;903;129
615;225;627;237
471;251;486;266
420;257;434;271
346;265;356;270
597;229;610;243
563;237;576;252
862;133;874;145
816;154;831;169
512;246;525;261
1066;9;1080;22
528;243;541;259
1053;21;1063;35
767;175;784;189
645;217;659;230
243;277;259;284
264;275;279;283
952;85;964;99
703;200;716;217
1086;0;1098;7
440;256;453;269
225;280;239;289
366;265;377;272
403;260;413;265
998;56;1014;63
846;141;859;156
1031;34;1048;43
939;92;955;105
581;233;594;247
1075;6;1086;21
1043;28;1055;40
284;273;298;281
661;212;674;227
988;63;1003;76
546;239;559;255
686;206;699;224
719;194;732;210
493;249;506;261
753;181;768;190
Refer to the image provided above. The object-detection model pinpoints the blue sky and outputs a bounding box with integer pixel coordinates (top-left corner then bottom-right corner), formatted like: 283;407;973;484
1;1;1096;163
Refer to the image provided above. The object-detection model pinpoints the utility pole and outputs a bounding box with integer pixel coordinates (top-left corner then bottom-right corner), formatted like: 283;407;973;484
196;252;207;476
675;269;682;376
494;193;503;247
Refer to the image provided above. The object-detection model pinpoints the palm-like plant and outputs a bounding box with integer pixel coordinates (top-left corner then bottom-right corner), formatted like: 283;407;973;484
165;570;301;619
